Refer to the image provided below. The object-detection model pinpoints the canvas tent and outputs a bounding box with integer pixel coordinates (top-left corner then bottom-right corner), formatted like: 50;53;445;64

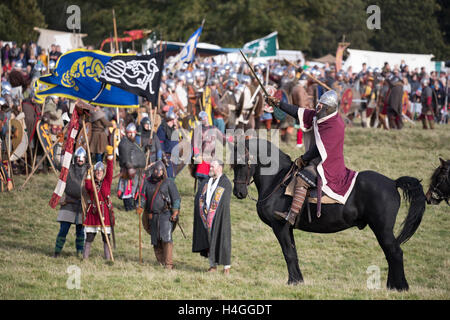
154;41;238;57
343;48;435;73
313;54;336;65
34;27;87;53
218;49;304;64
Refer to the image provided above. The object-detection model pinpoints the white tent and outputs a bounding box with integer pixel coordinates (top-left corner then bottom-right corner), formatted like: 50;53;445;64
343;48;435;73
34;27;87;53
217;49;304;64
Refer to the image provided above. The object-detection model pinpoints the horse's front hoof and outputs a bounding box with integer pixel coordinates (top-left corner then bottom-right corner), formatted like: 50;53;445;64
287;278;304;285
387;281;409;292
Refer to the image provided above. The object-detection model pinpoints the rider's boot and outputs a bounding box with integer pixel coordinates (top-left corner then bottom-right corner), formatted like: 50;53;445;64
275;175;311;225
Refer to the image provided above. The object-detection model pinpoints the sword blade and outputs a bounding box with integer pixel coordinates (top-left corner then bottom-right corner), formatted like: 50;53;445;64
239;49;270;97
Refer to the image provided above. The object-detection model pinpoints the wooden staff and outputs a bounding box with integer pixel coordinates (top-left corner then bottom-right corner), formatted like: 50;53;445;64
6;117;14;187
19;142;55;190
82;118;114;262
112;9;119;53
137;169;143;264
283;58;332;91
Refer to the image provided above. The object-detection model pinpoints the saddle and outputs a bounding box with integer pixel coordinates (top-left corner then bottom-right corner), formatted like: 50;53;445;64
284;178;340;204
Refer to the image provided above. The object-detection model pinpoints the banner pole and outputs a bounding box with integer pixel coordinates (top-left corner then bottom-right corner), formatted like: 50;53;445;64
112;9;119;53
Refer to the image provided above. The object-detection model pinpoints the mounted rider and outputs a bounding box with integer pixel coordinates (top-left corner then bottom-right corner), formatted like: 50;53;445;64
266;90;358;225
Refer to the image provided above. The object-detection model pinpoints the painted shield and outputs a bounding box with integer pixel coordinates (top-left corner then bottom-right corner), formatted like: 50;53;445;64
402;90;409;115
75;121;92;153
340;88;353;114
10;119;23;151
36;120;57;168
10;119;28;161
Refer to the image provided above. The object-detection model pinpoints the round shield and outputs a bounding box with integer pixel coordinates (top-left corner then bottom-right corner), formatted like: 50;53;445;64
76;121;92;153
10;119;23;152
340;88;353;114
10;127;28;161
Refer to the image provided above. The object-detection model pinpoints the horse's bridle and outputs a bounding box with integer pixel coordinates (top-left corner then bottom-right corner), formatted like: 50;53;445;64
233;157;258;201
428;169;450;206
233;153;296;204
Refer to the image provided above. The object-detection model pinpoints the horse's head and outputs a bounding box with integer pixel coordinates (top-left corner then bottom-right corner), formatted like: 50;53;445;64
426;158;450;205
232;139;257;199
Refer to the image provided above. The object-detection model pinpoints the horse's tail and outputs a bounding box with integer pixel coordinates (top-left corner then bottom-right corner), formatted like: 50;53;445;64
395;176;427;246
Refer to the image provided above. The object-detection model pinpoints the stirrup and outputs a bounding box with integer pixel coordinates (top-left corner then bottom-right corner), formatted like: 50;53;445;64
286;210;298;226
274;211;289;220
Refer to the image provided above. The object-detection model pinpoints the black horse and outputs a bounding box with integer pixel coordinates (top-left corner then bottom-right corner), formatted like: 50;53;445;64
232;138;426;291
426;158;450;206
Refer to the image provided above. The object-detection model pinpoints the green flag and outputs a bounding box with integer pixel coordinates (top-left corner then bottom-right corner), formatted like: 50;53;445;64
243;31;278;57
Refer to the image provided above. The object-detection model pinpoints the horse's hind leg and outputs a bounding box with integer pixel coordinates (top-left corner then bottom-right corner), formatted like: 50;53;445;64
369;223;409;291
272;221;303;285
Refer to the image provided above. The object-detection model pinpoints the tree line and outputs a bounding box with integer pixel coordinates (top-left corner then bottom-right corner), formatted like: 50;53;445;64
0;0;448;60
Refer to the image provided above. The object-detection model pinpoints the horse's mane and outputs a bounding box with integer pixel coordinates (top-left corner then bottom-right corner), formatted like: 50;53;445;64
430;159;450;186
245;137;293;169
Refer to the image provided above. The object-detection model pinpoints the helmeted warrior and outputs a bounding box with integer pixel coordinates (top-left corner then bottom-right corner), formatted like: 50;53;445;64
235;75;263;130
267;90;358;225
187;70;207;123
53;147;88;257
157;111;179;178
138;116;163;164
191;111;230;189
141;161;181;269
82;145;115;260
219;79;239;129
118;122;146;179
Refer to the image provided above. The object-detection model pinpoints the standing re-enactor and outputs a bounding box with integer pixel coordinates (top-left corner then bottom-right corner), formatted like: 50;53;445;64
53;147;88;257
193;159;232;275
141;161;181;269
82;145;115;260
418;78;434;130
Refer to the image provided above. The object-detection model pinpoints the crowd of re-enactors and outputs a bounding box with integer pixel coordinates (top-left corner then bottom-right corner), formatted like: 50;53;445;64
0;40;448;273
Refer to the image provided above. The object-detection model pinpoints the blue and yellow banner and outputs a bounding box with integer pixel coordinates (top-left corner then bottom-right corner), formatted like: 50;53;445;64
36;49;139;108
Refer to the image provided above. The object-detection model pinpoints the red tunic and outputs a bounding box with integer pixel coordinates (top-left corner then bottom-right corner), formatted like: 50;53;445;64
83;158;115;229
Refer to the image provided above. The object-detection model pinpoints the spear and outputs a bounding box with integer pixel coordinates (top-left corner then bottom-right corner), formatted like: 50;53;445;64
283;58;332;91
239;49;270;98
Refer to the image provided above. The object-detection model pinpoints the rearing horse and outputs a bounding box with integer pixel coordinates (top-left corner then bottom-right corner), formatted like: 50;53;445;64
232;138;426;291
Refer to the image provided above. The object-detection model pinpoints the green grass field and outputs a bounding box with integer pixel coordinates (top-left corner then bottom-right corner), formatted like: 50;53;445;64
0;123;449;300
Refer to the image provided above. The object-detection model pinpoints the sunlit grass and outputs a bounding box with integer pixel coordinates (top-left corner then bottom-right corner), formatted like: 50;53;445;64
0;122;449;299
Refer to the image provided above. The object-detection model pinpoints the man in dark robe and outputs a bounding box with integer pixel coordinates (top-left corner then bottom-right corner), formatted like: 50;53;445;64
387;76;404;130
193;159;232;275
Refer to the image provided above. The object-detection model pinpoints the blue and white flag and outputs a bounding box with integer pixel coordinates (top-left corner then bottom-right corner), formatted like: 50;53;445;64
36;49;139;108
169;24;203;71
